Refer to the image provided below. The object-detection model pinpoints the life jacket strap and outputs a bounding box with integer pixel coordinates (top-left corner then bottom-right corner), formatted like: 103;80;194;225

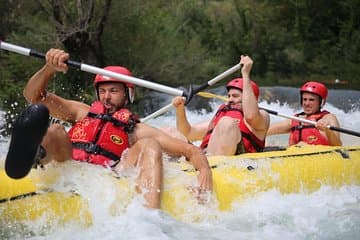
87;112;138;133
201;131;263;153
240;131;264;153
290;124;315;132
72;142;120;162
87;112;127;127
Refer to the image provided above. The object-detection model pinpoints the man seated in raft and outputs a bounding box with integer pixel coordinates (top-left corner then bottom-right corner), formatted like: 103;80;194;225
169;55;270;156
267;81;342;146
22;48;213;209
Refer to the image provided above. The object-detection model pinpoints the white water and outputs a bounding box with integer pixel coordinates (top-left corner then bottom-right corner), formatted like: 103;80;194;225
0;96;359;240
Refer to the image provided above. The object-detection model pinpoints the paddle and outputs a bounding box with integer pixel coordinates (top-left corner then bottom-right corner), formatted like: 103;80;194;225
140;92;225;122
183;63;241;104
141;104;173;122
141;64;241;122
195;92;360;138
0;41;187;98
196;92;229;102
141;92;223;122
260;107;360;137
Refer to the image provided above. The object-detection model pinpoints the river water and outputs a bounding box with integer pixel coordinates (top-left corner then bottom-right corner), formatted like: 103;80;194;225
0;87;359;240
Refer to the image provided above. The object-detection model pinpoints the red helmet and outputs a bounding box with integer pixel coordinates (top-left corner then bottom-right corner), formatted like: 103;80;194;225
94;66;135;103
226;78;260;99
300;81;328;106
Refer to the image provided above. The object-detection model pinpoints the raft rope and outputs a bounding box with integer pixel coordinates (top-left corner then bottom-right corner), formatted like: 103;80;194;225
0;191;38;204
0;189;80;204
182;147;356;172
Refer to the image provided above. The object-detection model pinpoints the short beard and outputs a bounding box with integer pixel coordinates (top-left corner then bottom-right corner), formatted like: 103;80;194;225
228;101;242;109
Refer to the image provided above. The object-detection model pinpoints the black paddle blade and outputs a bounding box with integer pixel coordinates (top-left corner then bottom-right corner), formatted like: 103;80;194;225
5;104;49;179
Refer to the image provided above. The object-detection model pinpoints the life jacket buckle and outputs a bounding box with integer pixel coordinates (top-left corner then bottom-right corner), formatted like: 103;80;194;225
102;114;113;121
84;143;100;154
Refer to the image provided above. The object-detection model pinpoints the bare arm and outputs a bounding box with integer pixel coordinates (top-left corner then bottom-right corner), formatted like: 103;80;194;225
316;114;342;146
23;49;89;123
172;96;209;141
267;119;292;135
240;55;270;139
134;123;213;191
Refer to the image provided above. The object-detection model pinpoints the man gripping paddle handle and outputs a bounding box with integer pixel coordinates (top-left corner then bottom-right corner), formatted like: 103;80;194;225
264;107;360;138
267;82;343;146
170;55;270;156
1;41;239;122
0;40;200;102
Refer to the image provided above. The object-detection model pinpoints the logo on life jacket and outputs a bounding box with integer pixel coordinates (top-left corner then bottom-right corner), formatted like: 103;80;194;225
307;135;318;142
110;135;124;145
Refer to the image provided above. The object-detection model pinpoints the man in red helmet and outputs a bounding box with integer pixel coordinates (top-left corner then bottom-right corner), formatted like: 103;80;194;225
21;48;212;208
267;81;342;146
170;55;270;155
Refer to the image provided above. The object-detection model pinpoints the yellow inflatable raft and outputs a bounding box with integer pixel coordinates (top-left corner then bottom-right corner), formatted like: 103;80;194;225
1;145;359;227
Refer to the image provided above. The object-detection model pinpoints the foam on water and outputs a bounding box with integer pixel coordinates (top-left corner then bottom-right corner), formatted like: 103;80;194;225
13;185;359;240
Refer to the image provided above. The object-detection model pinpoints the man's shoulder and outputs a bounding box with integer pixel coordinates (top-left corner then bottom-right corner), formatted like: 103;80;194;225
322;111;339;121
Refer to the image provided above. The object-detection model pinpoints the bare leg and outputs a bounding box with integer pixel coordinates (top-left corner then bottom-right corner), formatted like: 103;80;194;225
116;138;163;209
40;124;72;164
159;126;188;142
206;116;241;155
159;126;188;158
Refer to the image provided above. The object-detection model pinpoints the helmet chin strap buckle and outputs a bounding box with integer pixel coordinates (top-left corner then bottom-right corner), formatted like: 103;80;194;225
128;87;135;104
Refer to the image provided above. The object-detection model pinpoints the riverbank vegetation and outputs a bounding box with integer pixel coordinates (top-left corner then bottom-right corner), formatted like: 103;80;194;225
1;0;359;123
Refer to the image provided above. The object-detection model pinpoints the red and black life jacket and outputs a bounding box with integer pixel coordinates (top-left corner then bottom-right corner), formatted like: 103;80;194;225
68;101;139;167
200;104;265;153
289;110;330;145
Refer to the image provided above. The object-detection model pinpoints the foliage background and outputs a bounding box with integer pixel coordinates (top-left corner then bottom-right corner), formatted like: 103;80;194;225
1;0;359;129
